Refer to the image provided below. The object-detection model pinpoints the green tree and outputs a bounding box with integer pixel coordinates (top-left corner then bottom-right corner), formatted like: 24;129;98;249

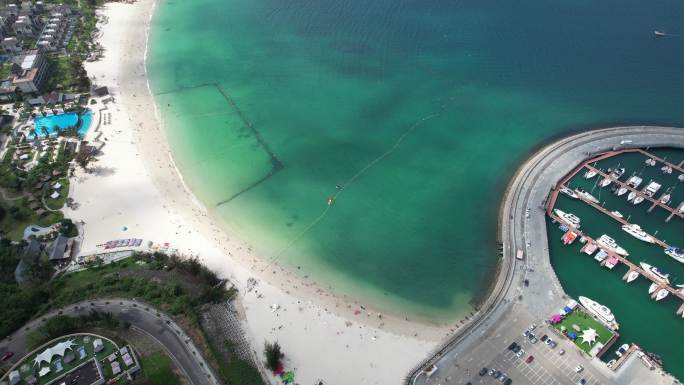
263;341;284;372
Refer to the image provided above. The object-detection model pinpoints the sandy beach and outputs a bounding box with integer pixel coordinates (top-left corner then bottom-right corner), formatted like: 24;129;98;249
63;0;462;383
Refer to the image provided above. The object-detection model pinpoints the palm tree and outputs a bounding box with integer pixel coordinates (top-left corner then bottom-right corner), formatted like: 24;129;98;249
264;341;284;372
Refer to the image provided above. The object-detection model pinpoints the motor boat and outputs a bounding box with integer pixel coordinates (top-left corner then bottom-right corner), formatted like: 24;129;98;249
575;188;599;204
554;209;581;228
632;195;645;205
625;270;639;283
664;247;684;264
600;168;625;188
648;282;659;294
597;235;629;256
559;186;578;199
579;296;619;330
611;211;623;218
661;165;673;174
584;169;597;179
615;344;629;357
640;262;670;284
655;288;669;301
621;224;655;243
645;158;656;166
659;193;671;205
654;30;666;37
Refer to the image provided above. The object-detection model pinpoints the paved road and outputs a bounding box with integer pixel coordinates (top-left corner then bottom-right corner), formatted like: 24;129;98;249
409;126;684;385
0;298;220;385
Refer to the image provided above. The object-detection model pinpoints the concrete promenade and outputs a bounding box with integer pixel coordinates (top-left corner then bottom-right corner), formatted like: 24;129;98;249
408;126;684;385
0;298;220;385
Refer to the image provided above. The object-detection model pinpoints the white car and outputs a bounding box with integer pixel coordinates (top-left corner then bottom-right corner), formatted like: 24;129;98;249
516;349;525;358
575;365;584;373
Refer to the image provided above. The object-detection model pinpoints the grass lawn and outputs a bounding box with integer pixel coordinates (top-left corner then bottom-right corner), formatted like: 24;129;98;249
553;310;614;354
0;200;63;240
140;351;182;385
45;178;69;210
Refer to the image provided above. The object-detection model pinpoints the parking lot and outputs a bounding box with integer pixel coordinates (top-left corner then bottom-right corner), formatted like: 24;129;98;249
423;305;614;385
463;324;604;385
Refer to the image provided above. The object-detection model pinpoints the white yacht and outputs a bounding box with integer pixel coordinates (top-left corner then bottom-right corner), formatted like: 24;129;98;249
615;344;629;357
559;187;578;199
625;270;639;283
659;193;671;205
579;296;619;330
633;195;645;205
584;169;597;179
648;282;659;294
655;288;669;301
617;175;642;196
664;247;684;264
621;224;655;243
597;234;629;256
627;191;637;201
611;211;623;218
575;188;599;204
640;262;670;284
679;174;684;182
661;165;673;174
643;181;662;198
645;158;656;166
554;209;581;228
600;168;625;188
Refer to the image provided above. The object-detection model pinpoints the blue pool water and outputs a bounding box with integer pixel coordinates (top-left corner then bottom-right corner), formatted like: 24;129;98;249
30;111;93;139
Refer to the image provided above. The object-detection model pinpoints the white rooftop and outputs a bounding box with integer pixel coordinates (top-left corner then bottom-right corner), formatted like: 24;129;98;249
33;339;75;366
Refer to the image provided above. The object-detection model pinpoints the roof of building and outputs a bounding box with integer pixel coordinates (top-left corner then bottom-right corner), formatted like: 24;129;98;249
33;339;75;367
49;235;69;260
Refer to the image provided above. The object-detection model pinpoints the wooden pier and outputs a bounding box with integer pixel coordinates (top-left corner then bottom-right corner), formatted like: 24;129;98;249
560;184;672;249
582;164;683;220
548;212;684;316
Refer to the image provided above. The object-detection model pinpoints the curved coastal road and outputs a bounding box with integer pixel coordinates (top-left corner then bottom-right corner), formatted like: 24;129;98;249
0;298;220;385
408;126;684;384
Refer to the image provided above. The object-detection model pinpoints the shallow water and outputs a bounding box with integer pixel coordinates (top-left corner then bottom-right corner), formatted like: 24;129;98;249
148;0;684;320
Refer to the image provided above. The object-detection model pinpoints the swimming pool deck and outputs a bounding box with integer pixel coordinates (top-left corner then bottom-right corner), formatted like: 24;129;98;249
408;126;684;385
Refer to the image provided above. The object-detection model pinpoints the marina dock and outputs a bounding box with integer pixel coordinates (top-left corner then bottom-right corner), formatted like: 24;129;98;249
546;147;684;318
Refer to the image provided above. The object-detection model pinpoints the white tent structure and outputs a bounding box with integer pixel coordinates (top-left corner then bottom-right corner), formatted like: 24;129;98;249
580;328;598;345
33;339;75;367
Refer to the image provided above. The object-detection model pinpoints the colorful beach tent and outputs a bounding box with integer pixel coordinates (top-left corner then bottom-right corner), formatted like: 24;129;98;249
568;332;577;340
550;314;562;324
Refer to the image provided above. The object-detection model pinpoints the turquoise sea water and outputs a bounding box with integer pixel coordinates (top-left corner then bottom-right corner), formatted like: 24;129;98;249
147;0;684;321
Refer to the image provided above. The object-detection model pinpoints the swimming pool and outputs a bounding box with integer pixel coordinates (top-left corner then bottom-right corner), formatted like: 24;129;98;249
29;110;93;139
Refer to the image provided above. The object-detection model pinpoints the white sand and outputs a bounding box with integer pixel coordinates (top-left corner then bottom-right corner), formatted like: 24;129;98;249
65;1;453;383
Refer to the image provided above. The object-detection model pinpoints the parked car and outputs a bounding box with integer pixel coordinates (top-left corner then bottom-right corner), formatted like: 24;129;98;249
575;365;584;373
540;334;548;342
480;367;488;376
516;349;525;358
529;323;537;331
498;373;507;382
530;336;538;344
526;355;535;363
504;379;512;385
578;380;587;385
523;279;529;287
549;340;557;348
545;338;552;346
489;368;496;376
0;351;13;361
508;342;518;350
493;370;502;378
523;330;530;337
559;349;565;355
512;345;522;353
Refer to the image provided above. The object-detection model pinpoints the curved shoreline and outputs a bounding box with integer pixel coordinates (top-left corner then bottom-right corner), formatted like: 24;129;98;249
407;126;684;383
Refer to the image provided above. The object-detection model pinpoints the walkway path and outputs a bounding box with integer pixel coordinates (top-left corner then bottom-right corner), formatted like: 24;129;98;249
407;126;684;384
0;298;220;385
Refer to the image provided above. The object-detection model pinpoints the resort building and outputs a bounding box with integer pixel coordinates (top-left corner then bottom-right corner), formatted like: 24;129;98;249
11;49;48;93
13;15;35;36
2;36;20;53
48;235;71;261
